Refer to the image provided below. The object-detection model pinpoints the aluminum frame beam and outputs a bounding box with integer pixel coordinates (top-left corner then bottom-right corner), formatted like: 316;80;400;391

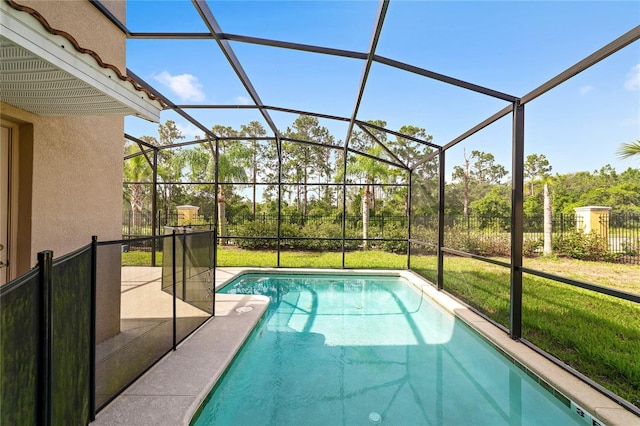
191;0;280;138
343;0;389;151
374;55;518;102
360;120;440;149
521;25;640;105
356;123;408;169
410;104;513;170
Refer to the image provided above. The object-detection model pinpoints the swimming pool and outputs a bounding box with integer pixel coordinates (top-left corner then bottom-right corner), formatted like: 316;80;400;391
192;273;593;425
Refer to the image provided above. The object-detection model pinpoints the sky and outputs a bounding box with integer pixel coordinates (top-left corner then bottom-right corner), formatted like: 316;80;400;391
124;0;640;177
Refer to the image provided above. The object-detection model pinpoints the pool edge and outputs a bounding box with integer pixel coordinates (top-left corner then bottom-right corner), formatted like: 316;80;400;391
398;270;640;426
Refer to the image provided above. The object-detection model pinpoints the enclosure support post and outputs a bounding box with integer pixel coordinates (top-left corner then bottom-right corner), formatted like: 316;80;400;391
182;229;187;302
211;227;216;316
172;230;177;350
407;170;412;269
213;138;220;272
37;250;53;426
437;149;445;290
151;149;158;266
89;237;97;421
276;135;282;267
510;100;525;340
212;138;219;312
341;148;348;269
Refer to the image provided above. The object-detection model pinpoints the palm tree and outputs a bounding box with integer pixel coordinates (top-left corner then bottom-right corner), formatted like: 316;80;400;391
123;144;151;228
617;139;640;159
185;142;248;242
217;147;248;241
348;146;389;250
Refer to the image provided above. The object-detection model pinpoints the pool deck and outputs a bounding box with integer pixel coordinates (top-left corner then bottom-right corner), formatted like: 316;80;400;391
90;268;640;426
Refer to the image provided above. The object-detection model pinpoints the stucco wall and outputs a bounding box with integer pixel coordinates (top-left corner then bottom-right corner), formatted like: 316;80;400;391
1;102;124;342
30;114;124;255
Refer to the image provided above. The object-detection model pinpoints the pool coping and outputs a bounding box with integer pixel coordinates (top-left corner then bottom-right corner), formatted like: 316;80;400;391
90;268;640;426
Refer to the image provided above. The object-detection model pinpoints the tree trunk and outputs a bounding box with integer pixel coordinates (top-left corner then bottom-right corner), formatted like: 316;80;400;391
303;166;308;216
252;166;257;219
463;148;470;217
543;182;553;255
362;184;370;250
131;183;144;228
218;188;227;245
463;177;469;218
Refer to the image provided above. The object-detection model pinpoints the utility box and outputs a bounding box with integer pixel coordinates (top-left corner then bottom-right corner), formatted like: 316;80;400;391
177;205;199;225
574;206;611;241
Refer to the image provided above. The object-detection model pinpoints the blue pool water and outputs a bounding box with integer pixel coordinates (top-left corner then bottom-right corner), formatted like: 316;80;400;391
193;274;586;425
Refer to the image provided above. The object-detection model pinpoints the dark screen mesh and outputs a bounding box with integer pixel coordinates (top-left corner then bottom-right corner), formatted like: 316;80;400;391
51;246;92;424
0;270;40;425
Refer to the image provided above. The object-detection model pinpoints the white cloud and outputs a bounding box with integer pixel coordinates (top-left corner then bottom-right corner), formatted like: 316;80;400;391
176;122;203;139
153;71;205;102
624;64;640;91
579;85;593;95
234;96;251;105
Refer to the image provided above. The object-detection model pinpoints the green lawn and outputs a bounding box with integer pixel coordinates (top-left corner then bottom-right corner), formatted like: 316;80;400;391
121;247;639;406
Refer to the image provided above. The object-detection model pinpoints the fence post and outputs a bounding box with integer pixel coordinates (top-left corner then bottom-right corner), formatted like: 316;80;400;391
37;250;53;426
89;237;97;421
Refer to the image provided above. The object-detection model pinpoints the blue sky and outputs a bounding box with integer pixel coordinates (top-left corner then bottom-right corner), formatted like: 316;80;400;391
124;1;640;176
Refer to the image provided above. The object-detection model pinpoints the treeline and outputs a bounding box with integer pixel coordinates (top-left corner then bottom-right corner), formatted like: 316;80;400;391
123;117;640;230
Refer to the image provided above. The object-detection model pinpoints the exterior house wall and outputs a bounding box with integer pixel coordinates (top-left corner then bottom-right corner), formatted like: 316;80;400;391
1;0;129;342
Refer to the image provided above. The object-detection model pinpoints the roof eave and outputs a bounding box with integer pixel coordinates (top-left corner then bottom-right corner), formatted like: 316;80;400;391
0;2;162;122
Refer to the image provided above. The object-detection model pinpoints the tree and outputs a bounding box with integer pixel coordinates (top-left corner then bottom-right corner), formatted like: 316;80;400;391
469;186;511;230
617;139;640;160
543;182;552;255
470;151;507;184
523;153;553;254
211;126;249;241
344;122;391;249
282;116;334;215
524;154;552;196
452;149;508;218
123;142;152;228
388;125;436;215
156;120;185;219
240;121;268;217
451;148;472;217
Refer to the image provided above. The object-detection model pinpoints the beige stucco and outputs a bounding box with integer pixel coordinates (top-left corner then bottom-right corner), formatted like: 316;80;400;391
574;206;612;242
17;0;126;70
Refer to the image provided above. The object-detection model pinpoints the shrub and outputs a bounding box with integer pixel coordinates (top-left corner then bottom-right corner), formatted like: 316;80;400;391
621;238;640;256
298;222;343;251
553;231;615;262
523;237;543;257
375;224;408;254
234;221;279;249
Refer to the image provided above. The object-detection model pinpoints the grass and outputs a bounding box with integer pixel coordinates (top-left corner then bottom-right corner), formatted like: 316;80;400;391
120;247;639;406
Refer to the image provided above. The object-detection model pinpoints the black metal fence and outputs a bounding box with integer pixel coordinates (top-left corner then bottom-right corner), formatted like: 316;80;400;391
0;230;215;424
123;210;639;263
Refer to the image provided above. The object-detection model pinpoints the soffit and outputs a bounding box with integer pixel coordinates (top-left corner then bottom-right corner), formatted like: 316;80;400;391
0;1;163;122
